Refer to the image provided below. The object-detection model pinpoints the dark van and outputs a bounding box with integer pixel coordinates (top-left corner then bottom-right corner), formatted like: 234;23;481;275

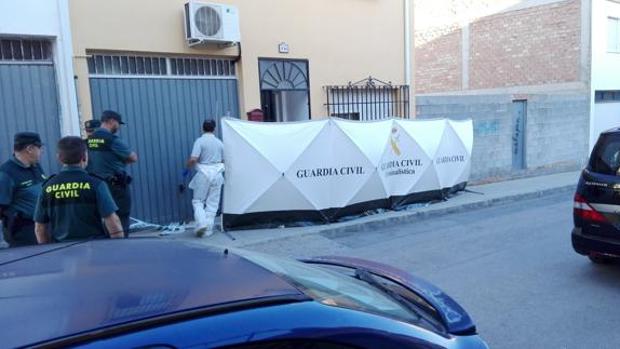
573;128;620;263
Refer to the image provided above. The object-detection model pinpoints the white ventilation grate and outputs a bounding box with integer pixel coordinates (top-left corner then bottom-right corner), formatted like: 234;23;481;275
0;39;52;62
88;54;235;77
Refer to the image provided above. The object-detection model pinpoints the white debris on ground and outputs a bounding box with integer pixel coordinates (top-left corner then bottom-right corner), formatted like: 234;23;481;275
129;217;187;236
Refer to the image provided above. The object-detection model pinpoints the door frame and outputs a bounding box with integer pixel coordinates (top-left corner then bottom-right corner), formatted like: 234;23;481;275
512;99;527;170
257;57;312;121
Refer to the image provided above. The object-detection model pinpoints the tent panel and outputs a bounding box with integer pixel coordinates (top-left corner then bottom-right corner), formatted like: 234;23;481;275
285;122;375;209
378;122;432;197
245;176;318;213
396;119;446;160
448;119;474;155
223;118;327;173
222;124;281;214
345;170;389;207
448;119;473;184
407;160;441;194
332;118;393;165
222;117;473;230
433;122;470;189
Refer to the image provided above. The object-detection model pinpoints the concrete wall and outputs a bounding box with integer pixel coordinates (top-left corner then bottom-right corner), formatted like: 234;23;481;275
416;93;590;181
0;0;79;135
69;0;414;121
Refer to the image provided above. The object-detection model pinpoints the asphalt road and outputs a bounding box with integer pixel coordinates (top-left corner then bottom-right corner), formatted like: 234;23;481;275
243;191;620;349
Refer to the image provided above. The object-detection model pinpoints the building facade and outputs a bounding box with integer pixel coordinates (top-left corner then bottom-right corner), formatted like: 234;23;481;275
413;0;615;182
0;0;79;172
68;0;414;223
591;0;620;147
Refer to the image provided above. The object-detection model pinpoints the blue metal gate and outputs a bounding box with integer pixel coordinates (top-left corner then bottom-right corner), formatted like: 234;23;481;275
0;41;61;174
89;77;239;224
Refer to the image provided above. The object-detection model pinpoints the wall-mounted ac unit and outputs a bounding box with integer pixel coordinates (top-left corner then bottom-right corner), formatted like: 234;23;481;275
184;1;240;46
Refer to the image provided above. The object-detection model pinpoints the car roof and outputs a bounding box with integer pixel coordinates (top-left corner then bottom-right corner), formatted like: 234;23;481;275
600;127;620;136
0;239;305;348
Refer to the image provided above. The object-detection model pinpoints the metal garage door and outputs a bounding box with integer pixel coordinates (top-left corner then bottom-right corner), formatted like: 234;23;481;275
89;54;239;224
0;39;61;173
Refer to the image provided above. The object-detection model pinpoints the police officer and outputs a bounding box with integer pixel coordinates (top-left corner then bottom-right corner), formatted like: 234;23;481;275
34;136;124;243
87;110;138;236
0;132;46;247
84;119;101;138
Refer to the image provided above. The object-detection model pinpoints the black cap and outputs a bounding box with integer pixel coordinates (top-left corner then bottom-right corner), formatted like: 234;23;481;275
100;110;125;125
84;119;101;131
14;132;42;148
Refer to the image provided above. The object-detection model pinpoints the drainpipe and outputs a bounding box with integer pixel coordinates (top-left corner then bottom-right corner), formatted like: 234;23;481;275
404;0;412;117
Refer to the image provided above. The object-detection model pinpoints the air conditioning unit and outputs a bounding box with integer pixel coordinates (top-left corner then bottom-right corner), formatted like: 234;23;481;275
184;1;240;46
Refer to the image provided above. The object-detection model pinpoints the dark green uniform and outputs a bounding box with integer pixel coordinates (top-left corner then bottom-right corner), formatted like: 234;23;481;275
0;157;46;247
86;128;133;235
34;166;118;242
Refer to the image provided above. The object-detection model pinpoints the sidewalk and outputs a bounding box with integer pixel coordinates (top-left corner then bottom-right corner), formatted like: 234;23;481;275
138;170;581;248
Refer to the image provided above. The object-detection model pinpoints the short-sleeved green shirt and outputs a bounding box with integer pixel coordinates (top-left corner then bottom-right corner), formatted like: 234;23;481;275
0;157;46;219
34;166;118;242
86;128;132;178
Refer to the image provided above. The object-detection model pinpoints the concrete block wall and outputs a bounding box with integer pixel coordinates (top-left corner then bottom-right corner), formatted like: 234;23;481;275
525;93;590;169
416;92;589;182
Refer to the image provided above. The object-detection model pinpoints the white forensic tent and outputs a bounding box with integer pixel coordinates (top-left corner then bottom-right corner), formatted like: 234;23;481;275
222;118;473;230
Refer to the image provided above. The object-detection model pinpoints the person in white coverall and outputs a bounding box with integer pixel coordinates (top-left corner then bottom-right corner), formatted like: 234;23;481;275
186;120;224;237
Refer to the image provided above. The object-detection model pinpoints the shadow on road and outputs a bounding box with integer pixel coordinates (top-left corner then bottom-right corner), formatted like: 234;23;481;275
578;260;620;288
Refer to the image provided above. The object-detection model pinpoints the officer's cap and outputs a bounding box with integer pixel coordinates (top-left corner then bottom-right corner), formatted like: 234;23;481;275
100;110;125;125
84;119;101;131
14;132;43;148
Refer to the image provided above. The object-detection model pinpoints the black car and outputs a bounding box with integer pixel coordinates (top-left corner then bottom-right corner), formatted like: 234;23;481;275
573;128;620;263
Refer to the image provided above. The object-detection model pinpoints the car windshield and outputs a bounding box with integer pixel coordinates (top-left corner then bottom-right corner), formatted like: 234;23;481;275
238;250;434;329
590;134;620;176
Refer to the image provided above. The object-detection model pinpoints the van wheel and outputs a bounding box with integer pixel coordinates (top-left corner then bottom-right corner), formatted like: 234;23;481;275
588;255;612;264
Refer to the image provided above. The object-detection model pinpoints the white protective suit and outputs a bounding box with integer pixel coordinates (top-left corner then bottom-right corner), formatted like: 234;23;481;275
189;163;225;234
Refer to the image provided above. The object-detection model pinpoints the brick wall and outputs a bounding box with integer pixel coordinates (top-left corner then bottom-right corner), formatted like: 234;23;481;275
414;0;582;93
415;28;462;93
469;0;581;89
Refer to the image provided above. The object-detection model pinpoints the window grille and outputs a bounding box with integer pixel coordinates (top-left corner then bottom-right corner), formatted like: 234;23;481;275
88;54;235;77
325;77;410;120
0;39;52;62
595;90;620;103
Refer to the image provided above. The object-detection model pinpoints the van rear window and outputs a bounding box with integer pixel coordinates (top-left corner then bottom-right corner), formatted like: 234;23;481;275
589;135;620;175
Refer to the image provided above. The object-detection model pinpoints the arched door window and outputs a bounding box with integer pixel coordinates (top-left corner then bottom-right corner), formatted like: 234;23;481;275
259;59;310;122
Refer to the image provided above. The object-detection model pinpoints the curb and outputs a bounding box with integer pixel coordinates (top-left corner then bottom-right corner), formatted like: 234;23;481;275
207;182;577;249
235;184;575;248
313;184;576;237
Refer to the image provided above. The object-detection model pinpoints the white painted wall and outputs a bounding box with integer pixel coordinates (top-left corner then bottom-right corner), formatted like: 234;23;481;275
0;0;79;136
282;91;310;122
593;102;620;141
592;0;620;91
590;0;620;149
